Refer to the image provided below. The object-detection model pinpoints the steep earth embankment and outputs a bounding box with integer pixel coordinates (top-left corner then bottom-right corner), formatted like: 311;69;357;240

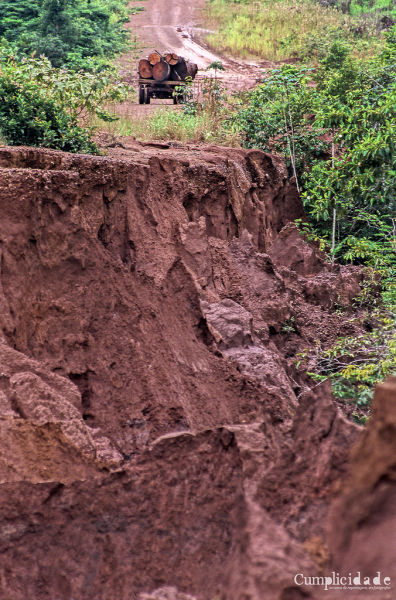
0;144;394;600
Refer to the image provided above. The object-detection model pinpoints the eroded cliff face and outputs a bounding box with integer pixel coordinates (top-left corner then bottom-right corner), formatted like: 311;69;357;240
323;377;396;600
0;144;390;600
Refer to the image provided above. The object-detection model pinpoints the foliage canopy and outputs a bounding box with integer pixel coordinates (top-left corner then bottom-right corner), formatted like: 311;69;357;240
0;44;129;152
0;0;133;68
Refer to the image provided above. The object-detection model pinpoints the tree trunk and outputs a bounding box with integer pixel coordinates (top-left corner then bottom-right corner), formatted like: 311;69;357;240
152;59;171;81
138;59;153;79
186;60;198;79
172;58;198;81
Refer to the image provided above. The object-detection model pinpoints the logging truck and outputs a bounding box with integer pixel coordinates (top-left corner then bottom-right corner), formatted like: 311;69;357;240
138;51;198;104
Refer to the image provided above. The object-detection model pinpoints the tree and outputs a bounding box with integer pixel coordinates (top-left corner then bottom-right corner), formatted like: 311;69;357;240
0;0;132;68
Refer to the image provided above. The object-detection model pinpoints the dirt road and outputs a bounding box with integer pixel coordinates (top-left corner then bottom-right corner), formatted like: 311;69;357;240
126;0;264;90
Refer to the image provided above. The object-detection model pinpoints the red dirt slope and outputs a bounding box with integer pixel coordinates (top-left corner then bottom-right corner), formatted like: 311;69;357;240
0;143;392;599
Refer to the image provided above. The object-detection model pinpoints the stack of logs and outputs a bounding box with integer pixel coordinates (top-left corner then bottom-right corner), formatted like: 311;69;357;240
138;51;198;82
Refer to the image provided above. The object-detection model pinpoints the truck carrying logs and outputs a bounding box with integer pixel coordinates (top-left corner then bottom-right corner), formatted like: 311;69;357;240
137;51;198;104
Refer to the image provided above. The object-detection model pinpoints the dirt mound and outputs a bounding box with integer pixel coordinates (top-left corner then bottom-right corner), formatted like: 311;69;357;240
0;143;387;599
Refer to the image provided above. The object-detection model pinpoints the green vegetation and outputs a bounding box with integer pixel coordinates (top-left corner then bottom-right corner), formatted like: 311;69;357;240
205;0;355;60
98;76;241;145
99;108;211;142
232;31;395;260
98;105;240;144
332;0;395;18
0;45;128;152
297;314;396;424
204;0;390;60
0;0;134;151
232;39;395;272
226;27;395;419
0;0;137;69
0;77;98;154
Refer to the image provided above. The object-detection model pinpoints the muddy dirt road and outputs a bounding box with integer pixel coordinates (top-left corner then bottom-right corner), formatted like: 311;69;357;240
125;0;264;91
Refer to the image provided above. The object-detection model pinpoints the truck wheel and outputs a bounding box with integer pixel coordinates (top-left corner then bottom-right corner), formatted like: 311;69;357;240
174;94;186;104
138;86;145;105
144;88;151;104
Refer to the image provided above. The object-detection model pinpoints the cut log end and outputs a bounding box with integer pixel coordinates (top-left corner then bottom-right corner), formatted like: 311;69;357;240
148;52;161;66
138;59;153;79
139;53;198;82
152;59;171;82
165;52;179;65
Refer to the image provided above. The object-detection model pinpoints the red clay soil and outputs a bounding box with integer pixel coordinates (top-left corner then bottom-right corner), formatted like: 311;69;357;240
0;143;394;600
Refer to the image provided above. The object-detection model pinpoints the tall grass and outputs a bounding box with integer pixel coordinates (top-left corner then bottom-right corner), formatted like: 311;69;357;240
94;106;241;145
204;0;354;60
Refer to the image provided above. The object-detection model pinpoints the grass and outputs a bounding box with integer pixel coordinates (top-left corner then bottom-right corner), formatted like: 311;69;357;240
203;0;387;60
94;103;242;145
203;0;352;60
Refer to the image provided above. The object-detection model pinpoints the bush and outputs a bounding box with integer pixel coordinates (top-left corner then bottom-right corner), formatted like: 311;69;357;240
231;35;396;272
230;65;329;190
301;33;396;271
0;45;129;153
297;313;396;423
0;78;98;153
0;49;129;123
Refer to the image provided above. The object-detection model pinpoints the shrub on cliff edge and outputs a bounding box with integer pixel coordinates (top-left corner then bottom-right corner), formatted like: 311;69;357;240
0;78;98;153
0;46;129;153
